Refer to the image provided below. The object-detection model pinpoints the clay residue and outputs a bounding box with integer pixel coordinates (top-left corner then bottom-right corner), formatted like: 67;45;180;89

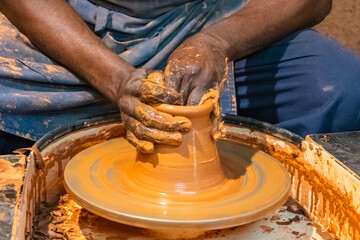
0;156;25;187
0;57;24;77
260;225;274;233
31;195;335;239
44;65;64;75
222;127;358;239
198;89;224;140
141;71;183;105
218;57;229;92
0;155;26;239
34;124;126;210
31;194;149;240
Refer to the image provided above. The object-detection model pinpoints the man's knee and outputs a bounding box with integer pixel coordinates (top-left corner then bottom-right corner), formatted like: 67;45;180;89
276;29;360;134
294;45;360;133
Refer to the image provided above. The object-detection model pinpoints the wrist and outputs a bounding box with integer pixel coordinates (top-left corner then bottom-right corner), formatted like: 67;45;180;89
86;53;135;103
195;32;229;60
107;60;135;103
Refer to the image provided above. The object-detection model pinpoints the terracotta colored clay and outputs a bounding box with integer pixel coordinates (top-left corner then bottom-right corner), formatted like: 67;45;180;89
133;98;225;194
64;96;290;236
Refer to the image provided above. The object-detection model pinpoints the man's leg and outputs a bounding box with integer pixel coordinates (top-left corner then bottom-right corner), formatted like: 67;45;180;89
234;29;360;137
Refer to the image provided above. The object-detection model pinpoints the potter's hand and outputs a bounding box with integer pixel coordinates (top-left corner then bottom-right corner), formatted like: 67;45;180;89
118;69;191;154
164;32;227;106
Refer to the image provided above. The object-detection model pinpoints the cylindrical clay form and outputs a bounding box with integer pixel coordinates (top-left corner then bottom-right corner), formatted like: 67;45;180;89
129;99;226;196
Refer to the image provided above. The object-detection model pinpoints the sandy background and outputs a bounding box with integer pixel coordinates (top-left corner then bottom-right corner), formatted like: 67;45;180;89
316;0;360;54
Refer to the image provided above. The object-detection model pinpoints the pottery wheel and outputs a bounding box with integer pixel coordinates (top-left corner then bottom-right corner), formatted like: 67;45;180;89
64;138;290;230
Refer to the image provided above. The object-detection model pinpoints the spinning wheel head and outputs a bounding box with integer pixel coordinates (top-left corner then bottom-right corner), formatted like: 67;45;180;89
64;96;290;234
64;138;290;231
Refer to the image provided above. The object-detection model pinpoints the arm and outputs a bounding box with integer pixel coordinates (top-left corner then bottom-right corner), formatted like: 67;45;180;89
165;0;332;105
0;0;130;102
203;0;332;61
0;0;190;153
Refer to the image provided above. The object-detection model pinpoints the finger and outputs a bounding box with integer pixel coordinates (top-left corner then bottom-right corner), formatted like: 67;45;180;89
123;68;149;97
146;71;165;84
186;86;210;106
178;79;192;105
140;80;183;105
181;67;214;105
136;101;192;131
119;97;191;131
165;63;195;105
164;59;184;92
121;113;182;145
126;130;154;154
198;88;221;118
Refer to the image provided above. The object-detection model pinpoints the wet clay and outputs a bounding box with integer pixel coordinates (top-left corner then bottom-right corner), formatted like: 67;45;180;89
32;195;336;240
134;97;225;193
64;95;291;237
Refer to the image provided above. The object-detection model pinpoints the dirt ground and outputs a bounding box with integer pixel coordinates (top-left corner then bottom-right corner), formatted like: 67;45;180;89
316;0;360;54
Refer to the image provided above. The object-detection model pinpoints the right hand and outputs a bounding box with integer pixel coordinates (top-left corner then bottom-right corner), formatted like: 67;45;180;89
117;69;192;154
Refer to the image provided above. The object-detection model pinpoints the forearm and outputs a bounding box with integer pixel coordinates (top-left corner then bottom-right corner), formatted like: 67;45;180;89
0;0;134;102
202;0;332;61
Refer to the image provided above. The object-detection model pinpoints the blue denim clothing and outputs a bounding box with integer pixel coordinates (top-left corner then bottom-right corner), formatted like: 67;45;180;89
68;0;247;69
230;29;360;137
0;0;246;141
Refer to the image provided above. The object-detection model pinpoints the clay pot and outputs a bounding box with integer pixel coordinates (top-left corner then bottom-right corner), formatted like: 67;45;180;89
130;99;226;195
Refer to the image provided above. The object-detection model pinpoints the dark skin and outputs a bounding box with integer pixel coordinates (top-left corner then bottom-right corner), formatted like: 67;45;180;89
0;0;331;153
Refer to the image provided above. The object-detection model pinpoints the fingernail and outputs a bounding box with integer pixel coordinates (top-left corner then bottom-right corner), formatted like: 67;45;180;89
174;117;191;131
170;132;182;145
180;121;192;131
140;142;154;154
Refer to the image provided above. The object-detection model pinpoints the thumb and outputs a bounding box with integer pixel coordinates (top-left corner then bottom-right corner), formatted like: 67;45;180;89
186;86;209;106
164;61;183;92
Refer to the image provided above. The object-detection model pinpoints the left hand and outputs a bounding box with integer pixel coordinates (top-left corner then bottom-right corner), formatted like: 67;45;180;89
117;69;191;154
164;32;228;106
